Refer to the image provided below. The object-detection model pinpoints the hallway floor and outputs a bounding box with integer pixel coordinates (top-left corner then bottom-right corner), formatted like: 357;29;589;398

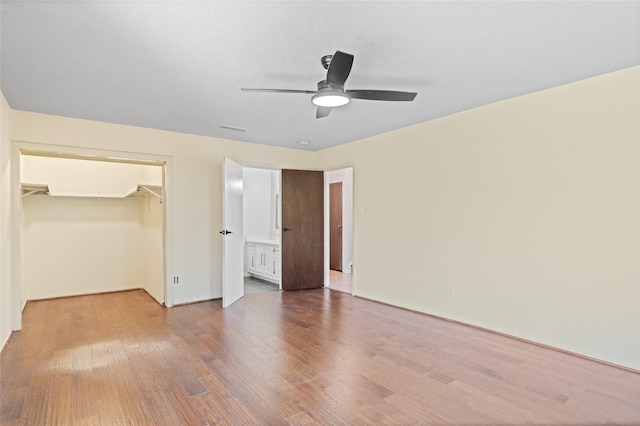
329;269;352;294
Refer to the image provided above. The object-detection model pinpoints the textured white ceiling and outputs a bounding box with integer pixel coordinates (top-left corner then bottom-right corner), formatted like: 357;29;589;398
1;1;639;150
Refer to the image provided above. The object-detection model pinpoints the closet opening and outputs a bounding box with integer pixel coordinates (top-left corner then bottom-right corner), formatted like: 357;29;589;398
19;151;167;305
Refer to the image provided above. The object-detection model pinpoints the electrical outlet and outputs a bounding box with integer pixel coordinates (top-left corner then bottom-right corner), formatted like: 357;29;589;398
174;276;179;284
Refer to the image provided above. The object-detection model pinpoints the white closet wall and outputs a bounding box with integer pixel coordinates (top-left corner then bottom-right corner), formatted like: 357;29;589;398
142;195;164;303
21;155;164;301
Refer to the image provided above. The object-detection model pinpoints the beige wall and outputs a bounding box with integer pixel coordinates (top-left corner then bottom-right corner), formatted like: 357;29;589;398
316;66;640;370
10;112;315;306
22;196;146;299
0;92;12;348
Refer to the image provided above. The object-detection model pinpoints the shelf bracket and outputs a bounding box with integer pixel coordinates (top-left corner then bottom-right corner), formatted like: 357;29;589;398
137;185;163;203
21;183;50;198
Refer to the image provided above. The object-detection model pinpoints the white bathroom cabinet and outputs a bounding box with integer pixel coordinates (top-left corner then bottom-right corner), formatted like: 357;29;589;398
246;240;280;284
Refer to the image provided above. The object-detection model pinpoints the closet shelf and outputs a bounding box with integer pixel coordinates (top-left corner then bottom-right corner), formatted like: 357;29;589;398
21;183;162;203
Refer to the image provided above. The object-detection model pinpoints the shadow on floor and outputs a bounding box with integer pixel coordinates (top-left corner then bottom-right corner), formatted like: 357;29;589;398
244;276;280;294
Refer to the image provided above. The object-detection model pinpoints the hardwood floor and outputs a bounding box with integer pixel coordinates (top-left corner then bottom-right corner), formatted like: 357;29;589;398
329;269;352;294
1;289;638;425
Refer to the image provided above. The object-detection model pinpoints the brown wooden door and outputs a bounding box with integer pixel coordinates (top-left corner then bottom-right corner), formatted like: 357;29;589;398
329;182;343;271
281;169;324;290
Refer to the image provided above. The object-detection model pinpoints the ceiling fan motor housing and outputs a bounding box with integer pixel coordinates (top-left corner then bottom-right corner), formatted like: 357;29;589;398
312;80;351;107
320;54;333;70
316;80;343;91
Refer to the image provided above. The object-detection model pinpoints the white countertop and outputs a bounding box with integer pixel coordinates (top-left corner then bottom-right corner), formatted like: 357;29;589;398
246;238;280;246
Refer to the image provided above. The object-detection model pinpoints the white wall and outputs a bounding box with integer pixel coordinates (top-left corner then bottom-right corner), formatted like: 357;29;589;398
0;92;12;350
142;194;164;303
327;168;353;274
243;167;276;241
271;170;281;237
316;66;640;370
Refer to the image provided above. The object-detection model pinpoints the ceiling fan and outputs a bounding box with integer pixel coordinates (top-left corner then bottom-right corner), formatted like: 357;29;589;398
241;51;418;119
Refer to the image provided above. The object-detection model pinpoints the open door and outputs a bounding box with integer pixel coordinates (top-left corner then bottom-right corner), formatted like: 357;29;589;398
222;157;244;308
281;169;324;290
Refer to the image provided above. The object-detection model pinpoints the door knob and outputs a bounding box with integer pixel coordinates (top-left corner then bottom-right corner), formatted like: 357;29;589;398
219;230;233;235
283;227;291;232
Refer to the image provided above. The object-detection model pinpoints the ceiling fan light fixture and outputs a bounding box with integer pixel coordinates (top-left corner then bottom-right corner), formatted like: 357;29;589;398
242;51;416;118
311;92;350;107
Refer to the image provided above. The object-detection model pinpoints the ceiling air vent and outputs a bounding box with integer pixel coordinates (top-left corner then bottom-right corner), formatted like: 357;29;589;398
219;125;247;132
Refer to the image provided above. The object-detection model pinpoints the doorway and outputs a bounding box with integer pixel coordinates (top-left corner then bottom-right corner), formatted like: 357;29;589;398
222;164;326;306
242;166;281;295
222;163;351;306
326;167;353;294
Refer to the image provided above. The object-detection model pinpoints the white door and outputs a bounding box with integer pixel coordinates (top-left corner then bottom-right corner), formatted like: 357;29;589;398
222;157;244;308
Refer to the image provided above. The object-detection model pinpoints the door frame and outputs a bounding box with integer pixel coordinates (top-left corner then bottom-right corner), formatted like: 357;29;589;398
10;141;174;332
323;164;355;294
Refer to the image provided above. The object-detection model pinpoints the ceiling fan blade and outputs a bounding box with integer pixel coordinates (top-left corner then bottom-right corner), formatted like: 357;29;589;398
346;90;417;101
241;88;316;94
326;51;354;87
316;107;332;119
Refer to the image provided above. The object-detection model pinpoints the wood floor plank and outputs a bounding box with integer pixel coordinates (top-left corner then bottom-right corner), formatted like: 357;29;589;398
72;371;100;422
45;375;74;425
193;371;270;425
1;288;639;425
0;384;27;424
18;382;49;425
